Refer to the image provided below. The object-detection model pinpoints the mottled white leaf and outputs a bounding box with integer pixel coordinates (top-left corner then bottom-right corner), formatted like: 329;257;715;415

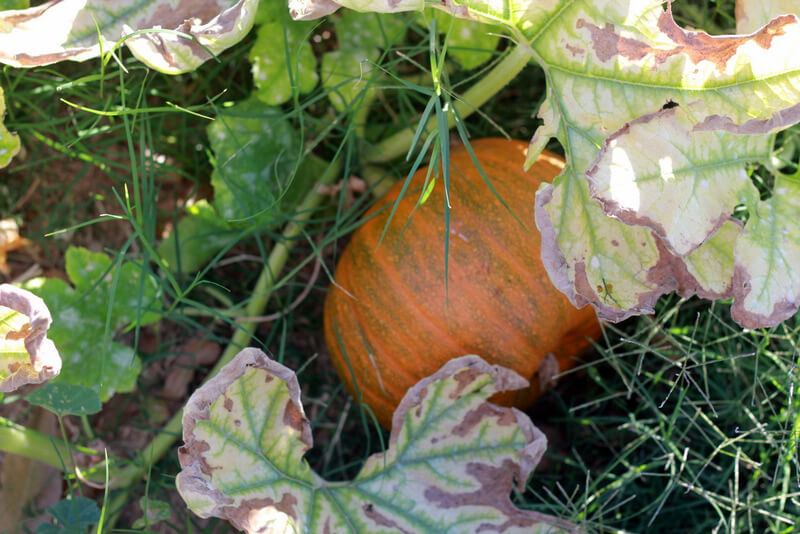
0;284;60;393
731;175;800;328
177;349;576;534
0;0;257;74
737;0;799;33
586;105;762;257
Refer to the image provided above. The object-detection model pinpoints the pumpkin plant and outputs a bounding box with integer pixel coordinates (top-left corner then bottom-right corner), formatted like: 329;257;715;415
0;0;800;531
325;138;601;428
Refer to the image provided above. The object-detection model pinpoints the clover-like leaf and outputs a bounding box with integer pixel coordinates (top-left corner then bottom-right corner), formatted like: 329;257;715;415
0;0;257;74
177;349;575;533
26;382;102;416
0;284;60;393
250;17;318;106
37;497;100;534
23;247;161;401
209;96;325;227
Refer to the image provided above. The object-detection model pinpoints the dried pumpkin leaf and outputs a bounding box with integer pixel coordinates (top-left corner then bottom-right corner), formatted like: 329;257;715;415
23;247;161;401
177;349;576;534
736;0;799;33
294;0;800;327
0;0;257;74
0;284;60;393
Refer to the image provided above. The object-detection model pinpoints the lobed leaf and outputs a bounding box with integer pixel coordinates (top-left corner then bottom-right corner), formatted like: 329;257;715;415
177;349;576;533
0;284;60;393
209;96;324;227
23;247;161;401
0;0;257;74
250;17;318;106
321;11;406;111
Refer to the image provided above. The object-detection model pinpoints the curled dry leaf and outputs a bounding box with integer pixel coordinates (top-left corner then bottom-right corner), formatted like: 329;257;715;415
0;0;258;74
177;348;577;533
0;219;30;276
0;284;60;393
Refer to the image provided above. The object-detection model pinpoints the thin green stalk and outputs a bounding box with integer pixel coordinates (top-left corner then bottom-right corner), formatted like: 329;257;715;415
363;44;531;164
99;160;340;530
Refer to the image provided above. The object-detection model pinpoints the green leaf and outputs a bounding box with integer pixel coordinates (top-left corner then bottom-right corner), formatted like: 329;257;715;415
0;86;20;169
26;383;102;416
321;12;406;111
425;9;499;70
0;0;257;74
209;97;322;227
132;496;172;529
23;247;161;401
37;497;100;534
177;349;575;533
157;200;234;274
0;284;60;393
250;18;318;106
0;0;27;10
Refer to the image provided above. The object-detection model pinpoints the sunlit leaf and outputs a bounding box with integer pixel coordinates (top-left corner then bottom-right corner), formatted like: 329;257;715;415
177;349;575;533
250;16;318;106
157;200;234;274
0;0;257;74
736;0;799;32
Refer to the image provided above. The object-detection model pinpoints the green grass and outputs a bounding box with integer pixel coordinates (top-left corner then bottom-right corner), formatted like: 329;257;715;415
3;0;800;532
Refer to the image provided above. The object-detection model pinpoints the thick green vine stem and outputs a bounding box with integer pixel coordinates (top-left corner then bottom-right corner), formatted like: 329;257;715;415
97;158;341;531
0;418;75;470
363;43;531;164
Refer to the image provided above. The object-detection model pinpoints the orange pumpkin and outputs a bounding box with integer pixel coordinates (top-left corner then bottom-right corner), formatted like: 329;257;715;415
324;138;601;428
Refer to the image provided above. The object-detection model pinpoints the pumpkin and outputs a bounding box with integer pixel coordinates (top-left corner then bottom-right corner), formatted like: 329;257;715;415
324;138;601;429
